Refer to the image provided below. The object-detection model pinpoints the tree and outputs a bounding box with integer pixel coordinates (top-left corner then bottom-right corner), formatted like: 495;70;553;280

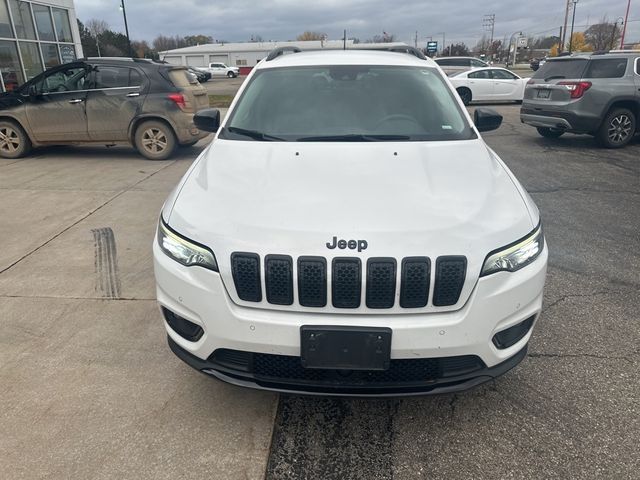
448;42;470;56
533;35;560;49
77;20;98;57
567;32;592;52
153;35;177;52
369;33;396;43
249;34;264;42
184;35;213;46
86;19;108;57
296;31;326;41
549;43;560;56
585;18;622;51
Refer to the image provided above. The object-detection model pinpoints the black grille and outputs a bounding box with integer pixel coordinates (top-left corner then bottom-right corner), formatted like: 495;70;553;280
400;257;430;308
332;258;362;308
265;255;293;305
211;349;484;385
231;253;262;302
433;256;467;307
298;257;327;307
366;258;397;309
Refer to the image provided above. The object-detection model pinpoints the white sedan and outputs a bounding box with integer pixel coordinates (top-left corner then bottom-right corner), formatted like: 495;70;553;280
449;67;529;105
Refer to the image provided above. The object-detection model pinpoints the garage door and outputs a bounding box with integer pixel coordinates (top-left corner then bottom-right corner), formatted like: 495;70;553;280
186;55;205;67
163;56;182;65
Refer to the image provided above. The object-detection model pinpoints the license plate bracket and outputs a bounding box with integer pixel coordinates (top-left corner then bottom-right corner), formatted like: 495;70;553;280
300;326;392;370
537;89;551;99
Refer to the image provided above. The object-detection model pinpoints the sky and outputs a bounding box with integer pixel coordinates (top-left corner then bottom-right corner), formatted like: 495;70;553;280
76;0;640;48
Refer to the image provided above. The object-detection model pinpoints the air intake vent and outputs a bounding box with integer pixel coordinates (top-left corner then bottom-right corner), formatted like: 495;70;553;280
298;256;327;307
433;256;467;306
231;252;262;302
400;257;430;308
265;255;293;305
366;258;397;309
332;258;361;308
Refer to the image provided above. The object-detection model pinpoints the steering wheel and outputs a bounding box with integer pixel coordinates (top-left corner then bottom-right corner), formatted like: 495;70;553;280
374;114;421;129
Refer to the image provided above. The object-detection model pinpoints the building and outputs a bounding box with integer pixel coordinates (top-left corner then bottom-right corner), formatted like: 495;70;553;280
0;0;82;92
160;40;409;74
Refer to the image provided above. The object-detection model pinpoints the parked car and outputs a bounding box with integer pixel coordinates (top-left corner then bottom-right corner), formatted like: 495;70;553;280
530;57;546;71
450;67;529;105
154;48;548;396
199;62;239;78
188;66;211;83
521;51;640;148
434;56;489;76
0;57;211;160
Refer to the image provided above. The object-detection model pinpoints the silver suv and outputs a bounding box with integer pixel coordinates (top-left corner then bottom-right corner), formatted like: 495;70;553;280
520;52;640;148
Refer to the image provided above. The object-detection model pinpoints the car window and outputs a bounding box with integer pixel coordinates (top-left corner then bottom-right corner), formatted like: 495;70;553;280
584;59;628;79
471;59;487;68
491;69;518;80
34;65;87;94
468;70;490;79
636;58;639;75
92;66;139;89
533;59;588;80
435;59;453;66
223;65;474;142
169;68;199;87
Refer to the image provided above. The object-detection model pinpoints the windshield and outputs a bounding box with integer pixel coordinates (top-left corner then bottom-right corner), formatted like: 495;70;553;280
532;59;588;80
221;65;474;142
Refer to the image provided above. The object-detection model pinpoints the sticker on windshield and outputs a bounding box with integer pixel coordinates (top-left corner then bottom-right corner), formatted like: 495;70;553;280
442;125;453;130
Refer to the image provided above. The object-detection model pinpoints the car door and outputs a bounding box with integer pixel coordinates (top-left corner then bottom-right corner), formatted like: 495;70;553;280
24;63;90;142
85;65;146;142
211;64;225;76
467;70;494;100
490;69;521;100
635;57;640;99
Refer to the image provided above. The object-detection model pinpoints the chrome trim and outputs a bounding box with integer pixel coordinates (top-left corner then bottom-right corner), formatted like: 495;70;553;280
41;86;141;96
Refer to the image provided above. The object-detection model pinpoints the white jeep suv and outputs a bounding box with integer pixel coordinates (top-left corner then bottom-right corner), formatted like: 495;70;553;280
154;47;547;396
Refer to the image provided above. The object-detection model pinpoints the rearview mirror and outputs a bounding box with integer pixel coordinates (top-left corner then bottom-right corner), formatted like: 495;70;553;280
474;108;503;132
194;108;221;133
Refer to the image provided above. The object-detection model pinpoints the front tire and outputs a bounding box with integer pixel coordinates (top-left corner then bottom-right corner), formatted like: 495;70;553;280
0;120;32;159
536;127;564;139
457;88;472;106
596;108;636;149
134;120;177;160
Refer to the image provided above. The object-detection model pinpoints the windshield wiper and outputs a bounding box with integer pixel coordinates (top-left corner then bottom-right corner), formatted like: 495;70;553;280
296;134;411;142
224;126;285;141
543;75;566;81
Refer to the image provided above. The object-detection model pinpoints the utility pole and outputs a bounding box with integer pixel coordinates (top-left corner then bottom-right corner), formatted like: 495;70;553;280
119;0;133;57
343;29;346;50
415;31;418;48
483;14;496;59
560;0;571;52
620;0;631;49
568;0;578;54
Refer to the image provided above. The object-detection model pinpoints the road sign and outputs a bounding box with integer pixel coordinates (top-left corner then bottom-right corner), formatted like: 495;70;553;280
426;41;438;53
517;37;528;48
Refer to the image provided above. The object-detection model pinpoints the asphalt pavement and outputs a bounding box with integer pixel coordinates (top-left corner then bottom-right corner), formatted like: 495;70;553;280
1;104;638;480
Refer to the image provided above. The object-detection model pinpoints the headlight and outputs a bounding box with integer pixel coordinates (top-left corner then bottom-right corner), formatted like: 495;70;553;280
481;223;544;276
157;218;218;271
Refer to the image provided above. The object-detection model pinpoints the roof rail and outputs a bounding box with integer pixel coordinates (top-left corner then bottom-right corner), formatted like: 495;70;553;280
266;46;302;61
608;49;640;53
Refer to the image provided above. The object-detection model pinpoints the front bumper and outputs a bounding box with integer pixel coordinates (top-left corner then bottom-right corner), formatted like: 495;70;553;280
153;241;547;395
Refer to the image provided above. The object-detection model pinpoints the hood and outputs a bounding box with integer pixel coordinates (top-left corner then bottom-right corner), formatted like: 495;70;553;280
167;138;535;312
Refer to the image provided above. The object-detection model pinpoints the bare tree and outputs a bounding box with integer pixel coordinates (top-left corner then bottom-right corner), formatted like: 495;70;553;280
296;31;327;41
86;19;108;57
585;17;622;51
153;34;177;52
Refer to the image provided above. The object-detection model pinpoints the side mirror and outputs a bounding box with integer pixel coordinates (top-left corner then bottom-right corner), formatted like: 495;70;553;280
474;108;503;132
27;84;38;98
194;108;221;133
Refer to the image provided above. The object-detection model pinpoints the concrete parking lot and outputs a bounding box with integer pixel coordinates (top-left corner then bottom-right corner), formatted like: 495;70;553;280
1;103;638;479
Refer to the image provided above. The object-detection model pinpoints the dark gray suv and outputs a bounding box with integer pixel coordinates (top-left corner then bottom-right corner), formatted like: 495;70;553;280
520;52;640;148
0;58;210;160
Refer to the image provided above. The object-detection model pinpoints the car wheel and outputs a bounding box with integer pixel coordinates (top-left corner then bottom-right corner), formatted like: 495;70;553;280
135;120;177;160
536;127;564;139
596;108;636;149
227;71;235;78
457;88;472;106
0;120;32;159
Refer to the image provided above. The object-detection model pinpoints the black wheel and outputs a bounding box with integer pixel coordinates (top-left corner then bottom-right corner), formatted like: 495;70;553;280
134;120;177;160
536;127;564;139
596;108;636;149
457;88;472;106
227;71;235;78
0;120;32;159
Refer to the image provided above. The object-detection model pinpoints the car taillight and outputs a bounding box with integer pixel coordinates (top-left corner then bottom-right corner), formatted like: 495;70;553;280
168;93;186;110
558;81;592;99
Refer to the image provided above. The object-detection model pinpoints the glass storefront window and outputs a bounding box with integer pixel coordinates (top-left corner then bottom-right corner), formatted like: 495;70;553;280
32;4;55;41
0;0;15;38
19;41;42;79
9;0;36;40
0;40;24;91
51;8;72;43
41;42;59;68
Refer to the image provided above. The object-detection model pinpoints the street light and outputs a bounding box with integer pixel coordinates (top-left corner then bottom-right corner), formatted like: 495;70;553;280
568;0;579;54
610;17;624;51
508;31;522;67
119;0;133;57
620;0;631;49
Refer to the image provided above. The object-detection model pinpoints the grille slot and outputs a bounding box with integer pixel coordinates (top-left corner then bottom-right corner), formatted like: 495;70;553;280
433;256;467;306
298;257;327;307
366;258;397;309
400;257;431;308
332;258;362;308
231;252;262;302
265;255;293;305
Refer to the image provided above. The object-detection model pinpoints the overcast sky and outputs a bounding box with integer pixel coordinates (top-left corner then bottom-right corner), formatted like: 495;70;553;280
76;0;639;47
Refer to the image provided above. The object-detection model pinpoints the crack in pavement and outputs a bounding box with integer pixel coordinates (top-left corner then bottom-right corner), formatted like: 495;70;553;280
0;161;176;277
542;290;624;313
